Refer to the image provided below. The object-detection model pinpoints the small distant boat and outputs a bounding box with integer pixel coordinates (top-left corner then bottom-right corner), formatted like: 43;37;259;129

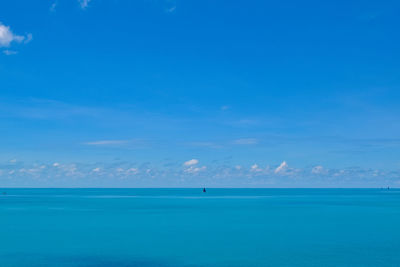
203;188;206;193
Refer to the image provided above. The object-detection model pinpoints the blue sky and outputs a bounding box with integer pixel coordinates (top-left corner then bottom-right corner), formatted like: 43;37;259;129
1;0;400;187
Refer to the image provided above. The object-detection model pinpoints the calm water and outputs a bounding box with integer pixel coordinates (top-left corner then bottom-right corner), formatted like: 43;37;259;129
1;188;400;267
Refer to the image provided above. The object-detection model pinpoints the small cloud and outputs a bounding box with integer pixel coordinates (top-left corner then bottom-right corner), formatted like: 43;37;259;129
250;164;262;172
24;33;33;44
3;50;17;55
127;167;138;174
275;161;288;174
311;165;324;174
235;165;242;170
184;166;206;174
9;159;17;163
92;167;101;172
333;169;346;177
53;162;60;167
0;22;31;47
184;159;199;166
84;140;128;146
78;0;91;9
233;138;258;145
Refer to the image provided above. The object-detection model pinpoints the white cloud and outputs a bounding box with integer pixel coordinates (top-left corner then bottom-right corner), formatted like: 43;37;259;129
183;159;205;174
84;140;128;146
0;23;31;47
79;0;91;9
311;165;324;174
184;166;206;174
9;159;17;163
126;168;139;174
250;164;263;172
251;164;258;170
184;159;199;166
1;159;399;187
275;161;288;174
334;169;346;177
233;138;258;145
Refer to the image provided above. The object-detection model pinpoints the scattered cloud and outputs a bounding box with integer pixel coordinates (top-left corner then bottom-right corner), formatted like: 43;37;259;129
0;22;32;55
183;159;206;175
184;159;199;166
275;161;288;174
78;0;91;9
0;160;398;187
184;165;206;174
250;164;258;170
0;23;25;47
250;164;260;172
126;167;139;174
311;165;325;174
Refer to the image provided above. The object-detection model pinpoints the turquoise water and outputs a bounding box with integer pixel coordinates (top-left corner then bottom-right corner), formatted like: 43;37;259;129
1;188;400;267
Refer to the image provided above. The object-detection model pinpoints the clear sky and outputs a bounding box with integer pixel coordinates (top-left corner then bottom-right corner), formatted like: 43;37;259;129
1;0;400;187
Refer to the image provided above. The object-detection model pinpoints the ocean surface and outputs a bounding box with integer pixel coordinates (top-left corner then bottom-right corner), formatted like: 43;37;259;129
1;188;400;267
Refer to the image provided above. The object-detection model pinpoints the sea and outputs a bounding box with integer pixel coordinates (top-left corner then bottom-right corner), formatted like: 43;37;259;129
0;188;399;267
